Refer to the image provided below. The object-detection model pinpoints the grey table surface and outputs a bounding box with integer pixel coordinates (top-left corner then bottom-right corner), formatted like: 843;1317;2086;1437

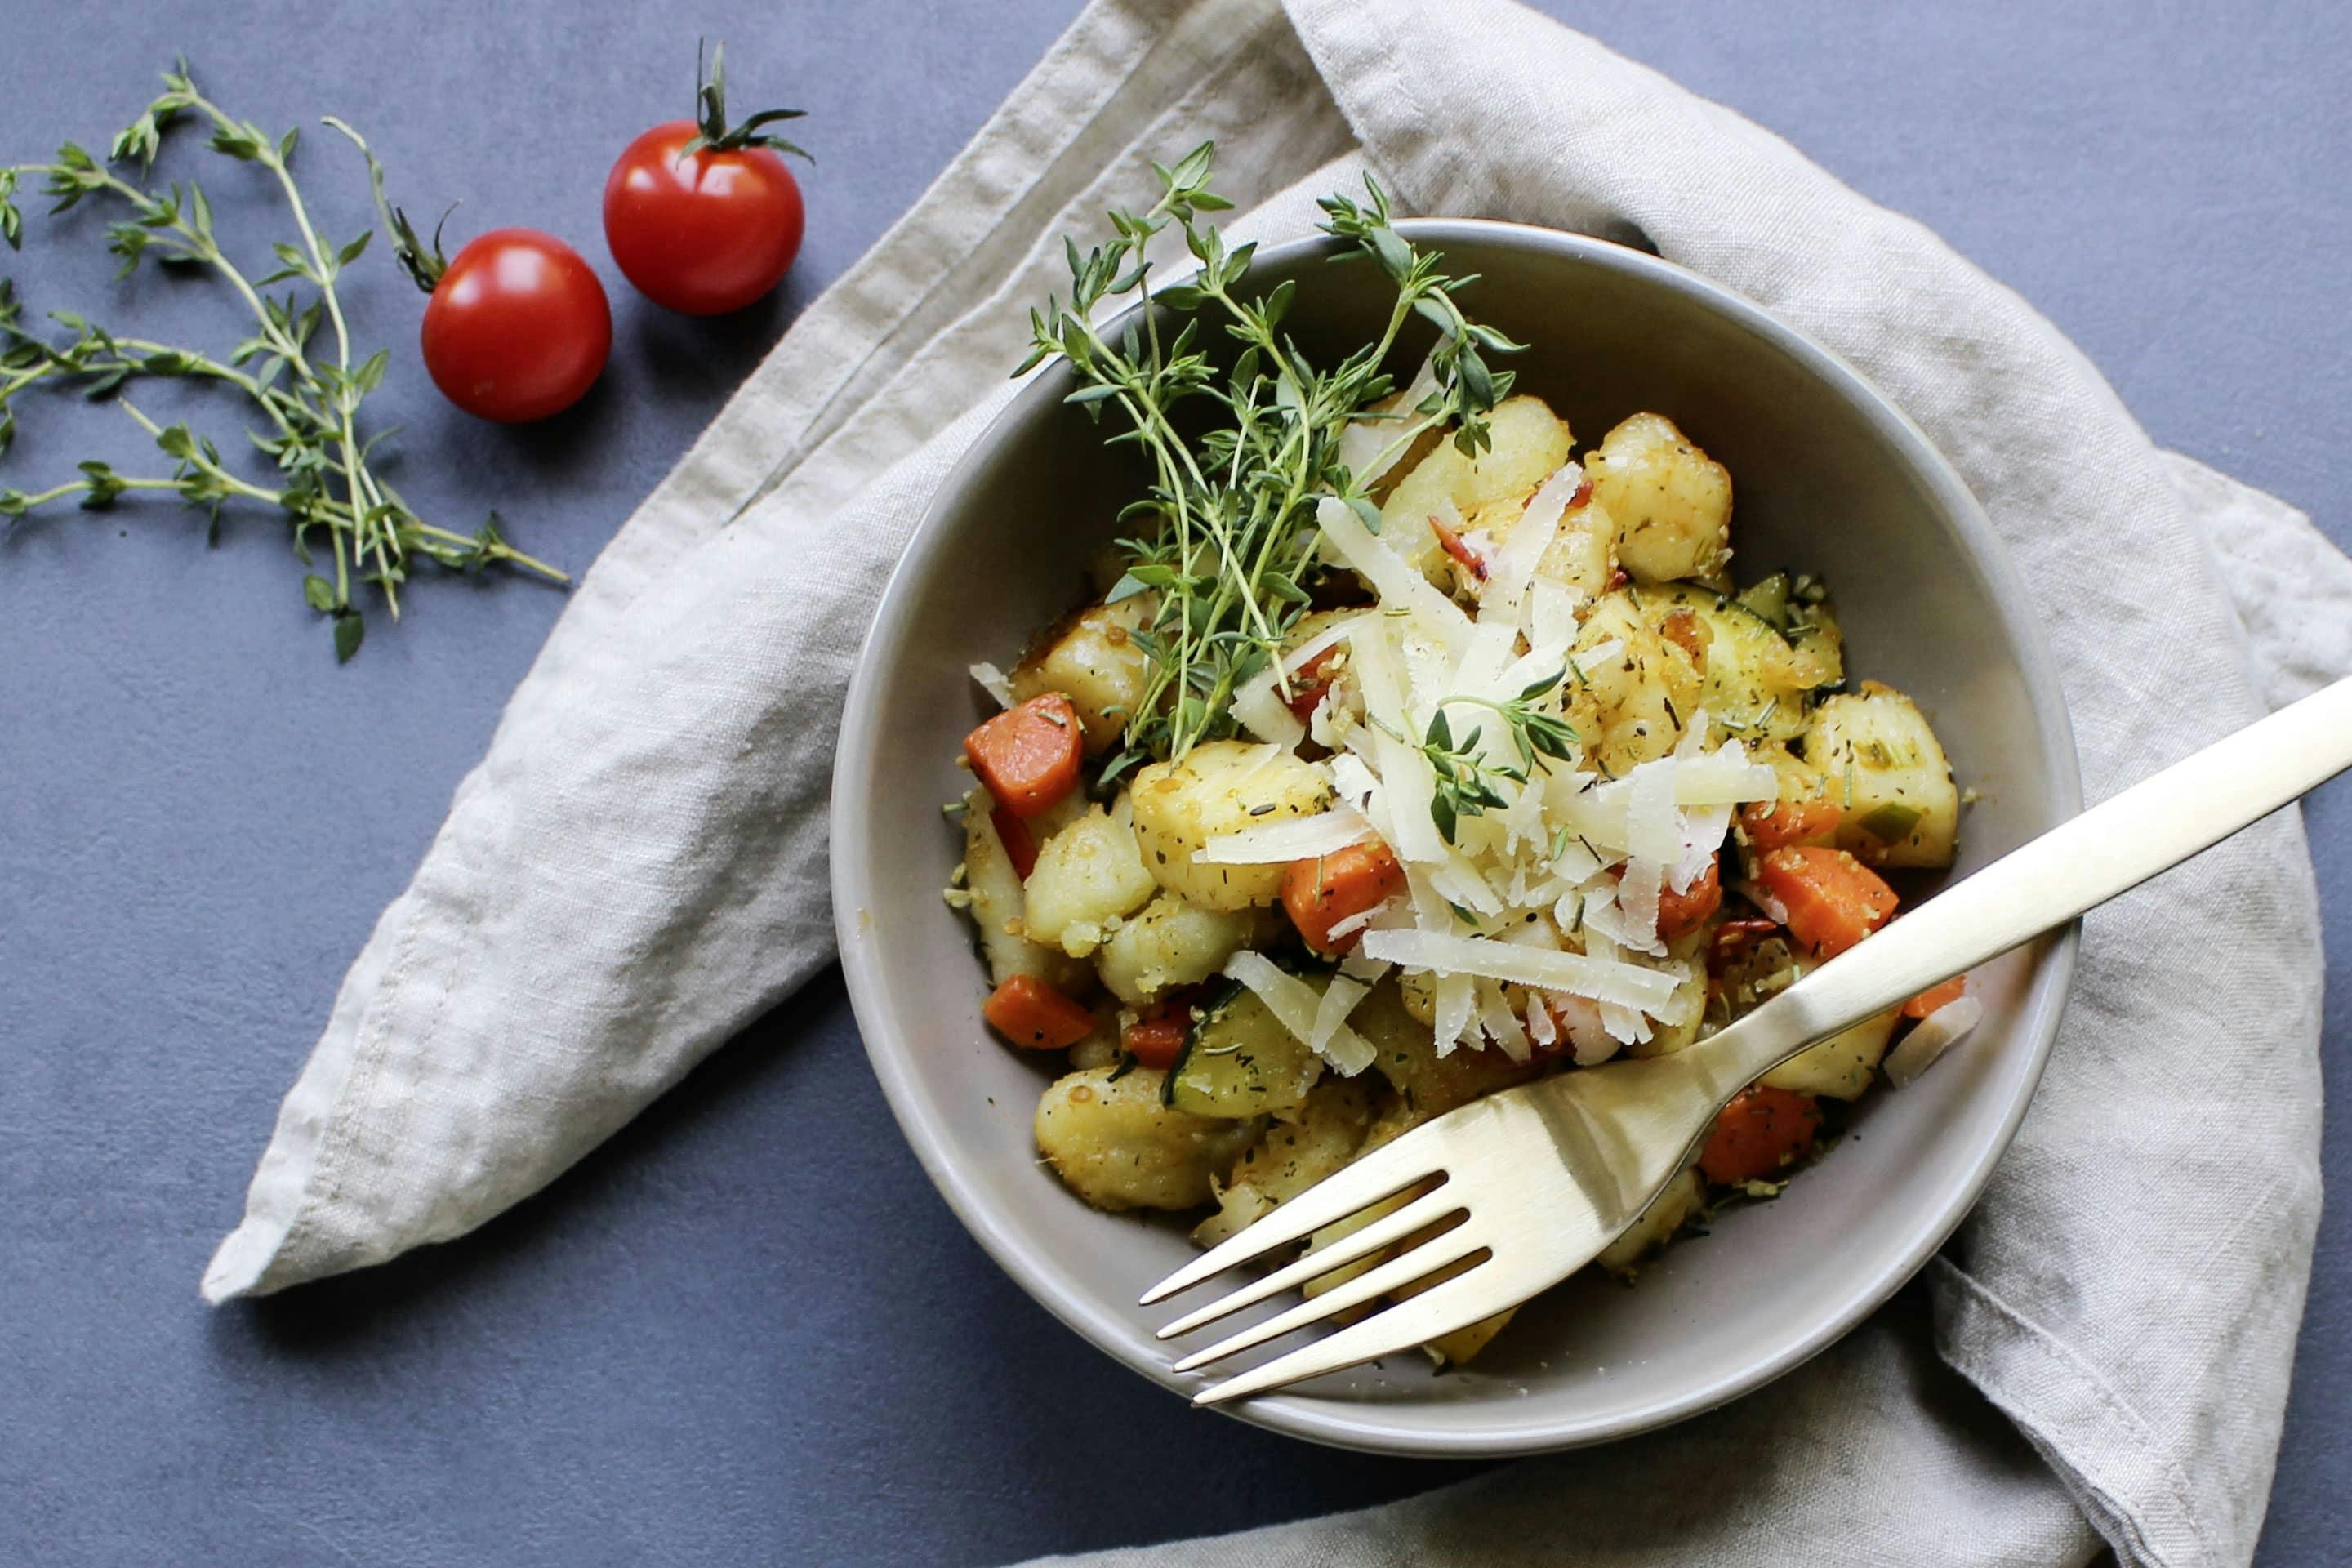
2;2;2344;1563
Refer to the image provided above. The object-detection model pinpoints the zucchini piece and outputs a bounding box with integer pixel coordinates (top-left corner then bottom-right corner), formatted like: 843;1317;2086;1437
1164;981;1325;1117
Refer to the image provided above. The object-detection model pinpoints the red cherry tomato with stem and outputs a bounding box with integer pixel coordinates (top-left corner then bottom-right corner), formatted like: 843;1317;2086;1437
416;229;611;423
604;43;810;317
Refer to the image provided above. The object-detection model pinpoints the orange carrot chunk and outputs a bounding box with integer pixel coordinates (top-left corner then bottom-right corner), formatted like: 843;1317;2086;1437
1699;1085;1823;1185
1655;854;1723;943
964;694;1084;818
1121;997;1195;1071
1903;975;1967;1019
982;975;1097;1052
1740;795;1841;853
1281;840;1407;954
1759;844;1898;959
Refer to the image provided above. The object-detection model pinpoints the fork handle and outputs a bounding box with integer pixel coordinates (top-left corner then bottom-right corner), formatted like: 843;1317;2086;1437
1703;674;2352;1088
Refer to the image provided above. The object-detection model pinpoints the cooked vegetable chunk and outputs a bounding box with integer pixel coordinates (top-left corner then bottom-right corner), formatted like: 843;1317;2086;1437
961;786;1092;992
1760;1004;1900;1100
1022;804;1158;956
1760;845;1897;958
1097;892;1254;1004
1584;412;1732;585
1597;1168;1704;1276
1572;590;1704;772
1803;683;1960;868
1282;840;1406;955
1034;1067;1259;1212
983;975;1098;1051
965;693;1084;817
1699;1086;1820;1184
1380;394;1574;576
1192;1077;1376;1248
1010;598;1151;755
1645;584;1840;742
1164;984;1325;1118
1130;741;1333;910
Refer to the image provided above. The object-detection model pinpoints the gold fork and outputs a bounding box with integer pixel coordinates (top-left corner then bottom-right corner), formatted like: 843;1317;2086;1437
1144;675;2352;1405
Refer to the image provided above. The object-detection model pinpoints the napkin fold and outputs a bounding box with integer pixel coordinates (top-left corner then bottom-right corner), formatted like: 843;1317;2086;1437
207;2;2348;1564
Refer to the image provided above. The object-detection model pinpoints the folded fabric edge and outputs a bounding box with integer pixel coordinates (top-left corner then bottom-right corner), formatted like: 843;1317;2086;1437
1932;1258;2219;1568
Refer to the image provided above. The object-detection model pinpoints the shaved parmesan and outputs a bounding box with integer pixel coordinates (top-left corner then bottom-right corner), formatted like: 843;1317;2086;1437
1231;663;1307;748
1316;497;1471;650
1196;808;1371;865
969;662;1014;708
1474;977;1532;1062
1281;612;1368;677
1325;898;1401;942
1358;929;1685;1012
1885;995;1984;1087
1479;462;1582;627
1222;951;1376;1076
1308;974;1373;1067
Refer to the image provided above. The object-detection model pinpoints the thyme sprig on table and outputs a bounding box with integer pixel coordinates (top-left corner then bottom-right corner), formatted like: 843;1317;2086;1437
0;61;565;662
1018;142;1523;787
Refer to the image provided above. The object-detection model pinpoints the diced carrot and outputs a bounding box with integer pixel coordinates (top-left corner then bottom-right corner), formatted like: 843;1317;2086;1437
1281;840;1406;954
964;693;1084;817
1655;854;1723;942
982;975;1097;1052
1282;646;1341;723
1567;477;1594;510
1903;975;1967;1019
991;806;1039;880
1699;1085;1823;1185
1759;844;1898;959
1428;516;1487;580
1122;996;1196;1071
1740;795;1841;853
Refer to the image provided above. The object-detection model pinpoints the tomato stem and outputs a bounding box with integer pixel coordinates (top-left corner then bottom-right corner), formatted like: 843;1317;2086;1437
681;39;812;162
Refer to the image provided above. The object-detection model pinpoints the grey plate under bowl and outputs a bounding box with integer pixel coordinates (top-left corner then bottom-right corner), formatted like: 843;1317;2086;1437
831;220;2080;1458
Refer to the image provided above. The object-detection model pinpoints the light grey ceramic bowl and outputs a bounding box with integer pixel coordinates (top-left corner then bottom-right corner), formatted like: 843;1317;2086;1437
832;220;2079;1457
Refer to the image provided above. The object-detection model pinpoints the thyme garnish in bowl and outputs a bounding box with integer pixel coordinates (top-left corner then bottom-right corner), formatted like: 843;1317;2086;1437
1018;143;1522;789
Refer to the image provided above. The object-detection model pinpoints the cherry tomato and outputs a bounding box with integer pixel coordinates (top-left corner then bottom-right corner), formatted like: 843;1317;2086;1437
604;44;810;317
420;229;611;423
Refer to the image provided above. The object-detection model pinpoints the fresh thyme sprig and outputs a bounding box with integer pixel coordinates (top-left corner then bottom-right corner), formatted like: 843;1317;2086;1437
0;60;566;662
1018;143;1524;785
1406;670;1579;844
1414;707;1512;845
1441;669;1580;774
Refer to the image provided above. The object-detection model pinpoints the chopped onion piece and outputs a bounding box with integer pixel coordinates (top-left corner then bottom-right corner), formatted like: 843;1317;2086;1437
1885;996;1984;1087
1733;878;1790;925
1223;951;1375;1076
969;662;1014;709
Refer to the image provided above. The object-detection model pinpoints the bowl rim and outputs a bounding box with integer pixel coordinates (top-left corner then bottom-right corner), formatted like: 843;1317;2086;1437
831;217;2082;1458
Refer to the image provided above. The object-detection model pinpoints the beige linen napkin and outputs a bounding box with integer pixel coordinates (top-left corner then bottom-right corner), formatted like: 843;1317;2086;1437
206;2;2352;1563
